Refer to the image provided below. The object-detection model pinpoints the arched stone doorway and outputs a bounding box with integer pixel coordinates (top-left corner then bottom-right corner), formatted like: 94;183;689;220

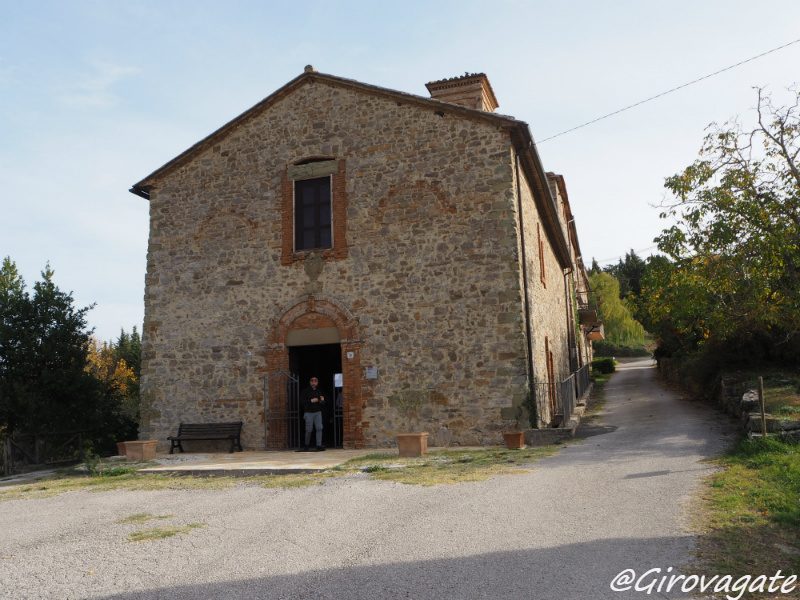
266;295;363;449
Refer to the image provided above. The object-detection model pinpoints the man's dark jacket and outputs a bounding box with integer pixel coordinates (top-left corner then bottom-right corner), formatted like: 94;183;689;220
300;386;324;413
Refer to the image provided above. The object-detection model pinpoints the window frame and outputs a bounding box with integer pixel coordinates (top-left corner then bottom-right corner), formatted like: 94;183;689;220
281;158;348;265
293;175;333;252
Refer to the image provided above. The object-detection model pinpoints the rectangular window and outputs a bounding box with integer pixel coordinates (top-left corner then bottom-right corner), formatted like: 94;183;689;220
294;176;332;251
537;223;546;287
281;159;347;265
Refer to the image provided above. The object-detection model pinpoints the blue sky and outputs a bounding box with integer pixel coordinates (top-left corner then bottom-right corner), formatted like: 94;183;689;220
2;0;800;342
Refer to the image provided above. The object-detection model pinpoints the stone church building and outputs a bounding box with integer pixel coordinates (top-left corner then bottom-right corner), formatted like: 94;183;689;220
130;67;600;450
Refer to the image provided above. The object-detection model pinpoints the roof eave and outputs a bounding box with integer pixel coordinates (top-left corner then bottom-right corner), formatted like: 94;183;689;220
507;123;572;269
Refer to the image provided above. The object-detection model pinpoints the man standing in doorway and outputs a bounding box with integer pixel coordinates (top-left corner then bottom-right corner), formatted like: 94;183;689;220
299;376;325;452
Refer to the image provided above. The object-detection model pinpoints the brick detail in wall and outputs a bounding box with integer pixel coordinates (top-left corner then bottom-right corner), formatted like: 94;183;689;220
340;341;363;448
281;160;348;266
290;312;336;330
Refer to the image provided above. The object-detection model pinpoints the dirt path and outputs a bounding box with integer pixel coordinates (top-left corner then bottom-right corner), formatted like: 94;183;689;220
0;358;736;599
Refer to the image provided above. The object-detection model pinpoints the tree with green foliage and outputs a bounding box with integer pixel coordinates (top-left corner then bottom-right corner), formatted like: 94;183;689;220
0;258;101;435
0;258;140;453
636;257;715;359
0;257;25;301
645;87;800;361
604;250;647;299
589;271;647;351
114;326;142;379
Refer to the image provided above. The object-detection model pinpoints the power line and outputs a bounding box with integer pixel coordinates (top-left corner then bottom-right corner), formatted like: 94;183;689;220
594;245;659;265
538;38;800;144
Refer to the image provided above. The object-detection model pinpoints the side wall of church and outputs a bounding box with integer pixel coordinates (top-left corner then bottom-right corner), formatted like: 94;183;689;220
513;156;573;427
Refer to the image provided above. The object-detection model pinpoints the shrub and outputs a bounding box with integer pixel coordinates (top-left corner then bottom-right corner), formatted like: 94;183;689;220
592;358;616;374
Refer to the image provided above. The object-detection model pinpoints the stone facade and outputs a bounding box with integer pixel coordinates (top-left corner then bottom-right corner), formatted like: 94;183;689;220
549;172;594;371
131;69;595;450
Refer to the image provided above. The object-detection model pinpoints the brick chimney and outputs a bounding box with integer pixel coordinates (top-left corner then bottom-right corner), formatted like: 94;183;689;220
425;73;499;112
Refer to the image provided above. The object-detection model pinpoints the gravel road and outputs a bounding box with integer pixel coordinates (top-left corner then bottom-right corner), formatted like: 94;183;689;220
0;358;736;599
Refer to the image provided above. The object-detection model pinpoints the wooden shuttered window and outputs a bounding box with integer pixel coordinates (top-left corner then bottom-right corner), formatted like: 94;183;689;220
294;176;332;251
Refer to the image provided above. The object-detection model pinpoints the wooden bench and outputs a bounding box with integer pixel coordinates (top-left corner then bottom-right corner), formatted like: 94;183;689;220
168;422;244;454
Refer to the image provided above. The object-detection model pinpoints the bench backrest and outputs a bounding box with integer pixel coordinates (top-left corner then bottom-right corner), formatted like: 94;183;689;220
177;422;243;437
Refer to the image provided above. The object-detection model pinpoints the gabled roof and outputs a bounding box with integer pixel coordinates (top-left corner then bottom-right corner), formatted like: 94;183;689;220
129;68;572;268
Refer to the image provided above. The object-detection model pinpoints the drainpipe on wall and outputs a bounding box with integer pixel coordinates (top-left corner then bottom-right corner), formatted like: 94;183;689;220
515;147;538;427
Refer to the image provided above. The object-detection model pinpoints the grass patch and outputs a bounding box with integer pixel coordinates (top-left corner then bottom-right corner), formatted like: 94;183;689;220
692;436;800;584
726;370;800;422
116;513;175;524
91;465;143;477
577;374;611;427
259;472;341;488
763;385;800;423
1;446;568;498
335;447;559;486
128;523;205;543
0;471;267;501
590;362;615;402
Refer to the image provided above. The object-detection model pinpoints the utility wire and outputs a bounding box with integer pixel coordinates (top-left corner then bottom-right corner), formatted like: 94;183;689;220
538;38;800;144
595;245;659;265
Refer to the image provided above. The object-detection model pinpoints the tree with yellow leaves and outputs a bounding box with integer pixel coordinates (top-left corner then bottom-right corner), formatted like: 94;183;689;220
85;330;141;447
86;337;136;400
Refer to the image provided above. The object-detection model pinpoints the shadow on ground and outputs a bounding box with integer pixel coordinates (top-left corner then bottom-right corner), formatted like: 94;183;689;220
574;423;618;439
91;536;702;600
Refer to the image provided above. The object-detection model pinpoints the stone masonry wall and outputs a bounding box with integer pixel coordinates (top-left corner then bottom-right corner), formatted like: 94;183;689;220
140;79;531;449
514;156;573;426
551;183;592;371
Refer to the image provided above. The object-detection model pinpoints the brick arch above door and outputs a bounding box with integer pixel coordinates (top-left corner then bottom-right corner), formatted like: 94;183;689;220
268;295;360;346
266;294;364;448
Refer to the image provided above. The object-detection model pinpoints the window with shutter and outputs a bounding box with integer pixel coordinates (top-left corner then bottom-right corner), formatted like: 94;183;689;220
281;158;348;265
294;176;332;251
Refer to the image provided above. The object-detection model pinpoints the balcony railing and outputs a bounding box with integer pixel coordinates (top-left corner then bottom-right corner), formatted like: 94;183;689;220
576;290;601;326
